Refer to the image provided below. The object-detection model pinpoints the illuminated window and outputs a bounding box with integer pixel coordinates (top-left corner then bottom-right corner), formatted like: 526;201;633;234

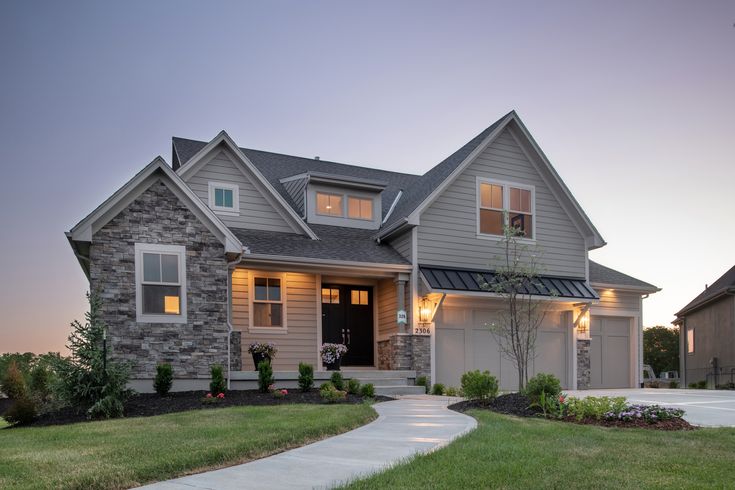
322;288;340;304
347;197;373;220
687;327;695;354
135;243;186;323
478;179;534;238
253;277;283;328
350;290;369;305
208;181;239;214
316;192;343;217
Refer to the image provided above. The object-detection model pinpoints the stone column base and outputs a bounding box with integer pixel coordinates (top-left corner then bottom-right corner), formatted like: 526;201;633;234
377;334;431;384
576;338;591;389
230;331;242;371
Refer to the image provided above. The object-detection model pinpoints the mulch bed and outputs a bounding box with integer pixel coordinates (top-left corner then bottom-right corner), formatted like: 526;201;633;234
5;390;392;428
449;393;695;431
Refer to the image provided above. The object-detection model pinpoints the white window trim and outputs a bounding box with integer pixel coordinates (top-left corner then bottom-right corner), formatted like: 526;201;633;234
315;191;346;218
134;243;187;324
208;181;240;216
347;195;374;221
476;176;536;243
249;271;288;334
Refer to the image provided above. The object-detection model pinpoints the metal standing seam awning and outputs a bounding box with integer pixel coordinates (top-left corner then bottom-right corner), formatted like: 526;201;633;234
419;265;599;301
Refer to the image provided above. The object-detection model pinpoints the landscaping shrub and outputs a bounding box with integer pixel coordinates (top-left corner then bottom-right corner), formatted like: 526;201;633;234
461;370;499;400
320;382;346;403
415;375;428;393
431;383;445;395
2;396;38;425
88;394;125;419
210;364;227;394
716;382;735;390
298;362;314;392
330;371;345;391
320;381;334;391
445;386;459;396
154;363;173;396
565;396;628;421
256;361;273;393
347;378;361;395
669;380;679;389
525;373;562;404
698;380;707;389
1;360;27;400
360;383;375;398
29;364;52;400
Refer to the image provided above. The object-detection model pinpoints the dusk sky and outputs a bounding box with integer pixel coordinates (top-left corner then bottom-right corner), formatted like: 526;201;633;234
1;1;733;354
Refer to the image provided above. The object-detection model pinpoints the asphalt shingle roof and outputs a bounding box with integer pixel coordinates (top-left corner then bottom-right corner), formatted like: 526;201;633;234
677;265;735;316
231;224;410;265
588;260;658;291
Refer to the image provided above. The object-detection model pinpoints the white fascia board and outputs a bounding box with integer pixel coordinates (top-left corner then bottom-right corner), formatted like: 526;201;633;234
242;253;412;271
176;131;318;240
590;282;661;294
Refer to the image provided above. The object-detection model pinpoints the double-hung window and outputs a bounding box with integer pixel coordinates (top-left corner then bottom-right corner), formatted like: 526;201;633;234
251;274;286;331
478;178;535;239
208;181;239;215
135;243;187;323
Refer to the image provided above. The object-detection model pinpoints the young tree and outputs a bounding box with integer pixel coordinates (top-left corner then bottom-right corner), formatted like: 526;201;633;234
482;223;553;391
643;325;680;376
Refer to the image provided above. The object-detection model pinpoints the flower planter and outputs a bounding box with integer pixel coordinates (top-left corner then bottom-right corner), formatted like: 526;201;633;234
251;353;271;371
325;358;342;371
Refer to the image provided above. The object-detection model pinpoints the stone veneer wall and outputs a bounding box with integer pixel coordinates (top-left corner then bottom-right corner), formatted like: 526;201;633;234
378;334;431;384
230;331;242;371
89;180;229;380
576;338;591;389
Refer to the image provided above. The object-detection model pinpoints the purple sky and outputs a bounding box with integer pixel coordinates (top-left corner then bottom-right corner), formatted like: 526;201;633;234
1;1;733;354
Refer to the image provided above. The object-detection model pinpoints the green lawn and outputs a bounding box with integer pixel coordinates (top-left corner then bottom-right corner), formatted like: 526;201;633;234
344;410;735;489
1;403;376;490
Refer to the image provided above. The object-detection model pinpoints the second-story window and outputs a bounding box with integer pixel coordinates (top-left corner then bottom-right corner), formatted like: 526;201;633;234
316;192;344;217
478;179;534;239
208;181;239;215
347;196;373;220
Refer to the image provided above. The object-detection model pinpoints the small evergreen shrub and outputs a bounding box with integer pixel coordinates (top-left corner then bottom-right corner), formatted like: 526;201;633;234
320;382;346;403
668;380;679;389
1;360;27;399
415;375;429;394
88;395;125;419
347;378;361;395
29;364;51;400
154;363;173;396
697;380;707;389
360;383;375;398
210;364;227;394
330;371;345;391
320;381;334;391
525;373;562;404
298;362;314;392
461;370;499;400
257;361;273;393
431;383;445;396
3;396;37;425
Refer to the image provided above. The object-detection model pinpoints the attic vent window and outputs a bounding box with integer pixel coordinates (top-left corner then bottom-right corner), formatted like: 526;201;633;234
208;181;239;215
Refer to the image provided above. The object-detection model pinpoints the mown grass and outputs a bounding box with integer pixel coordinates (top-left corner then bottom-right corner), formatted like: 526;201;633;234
1;403;376;489
344;409;735;489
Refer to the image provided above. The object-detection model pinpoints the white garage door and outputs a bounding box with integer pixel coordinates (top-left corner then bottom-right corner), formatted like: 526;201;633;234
590;316;631;388
435;306;568;391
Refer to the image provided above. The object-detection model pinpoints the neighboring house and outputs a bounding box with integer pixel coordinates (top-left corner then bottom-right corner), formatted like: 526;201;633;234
675;265;735;387
66;111;659;393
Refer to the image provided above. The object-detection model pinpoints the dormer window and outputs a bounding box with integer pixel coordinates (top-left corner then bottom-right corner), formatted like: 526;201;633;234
477;178;534;239
208;182;239;215
348;196;373;220
316;192;344;217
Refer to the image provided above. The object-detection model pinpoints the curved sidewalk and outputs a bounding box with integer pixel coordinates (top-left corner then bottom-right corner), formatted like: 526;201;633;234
139;397;476;490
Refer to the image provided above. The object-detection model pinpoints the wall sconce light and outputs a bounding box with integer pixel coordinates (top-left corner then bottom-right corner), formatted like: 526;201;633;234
418;297;433;324
577;311;590;335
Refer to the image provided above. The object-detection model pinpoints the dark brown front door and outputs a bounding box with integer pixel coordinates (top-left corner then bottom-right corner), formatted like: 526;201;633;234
321;285;374;366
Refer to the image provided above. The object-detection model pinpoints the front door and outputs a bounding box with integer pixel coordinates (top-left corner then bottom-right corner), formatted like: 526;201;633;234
321;285;374;366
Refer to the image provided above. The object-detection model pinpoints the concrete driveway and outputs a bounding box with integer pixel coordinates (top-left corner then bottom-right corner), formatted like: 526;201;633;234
565;388;735;427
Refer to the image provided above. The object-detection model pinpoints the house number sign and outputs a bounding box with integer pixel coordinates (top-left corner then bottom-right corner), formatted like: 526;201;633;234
397;310;407;324
413;325;431;336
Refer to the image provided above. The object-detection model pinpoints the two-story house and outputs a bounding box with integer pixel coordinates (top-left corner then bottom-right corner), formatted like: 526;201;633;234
66;111;659;394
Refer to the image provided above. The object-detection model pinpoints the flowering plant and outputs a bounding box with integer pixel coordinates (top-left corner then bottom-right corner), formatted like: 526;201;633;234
273;388;288;399
603;404;684;423
320;343;348;364
202;392;225;404
248;342;278;357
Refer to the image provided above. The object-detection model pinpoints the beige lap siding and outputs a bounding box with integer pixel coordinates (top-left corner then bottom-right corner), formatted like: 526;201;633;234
232;269;318;370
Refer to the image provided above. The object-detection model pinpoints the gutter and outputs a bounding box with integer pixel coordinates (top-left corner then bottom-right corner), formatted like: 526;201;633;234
226;250;245;390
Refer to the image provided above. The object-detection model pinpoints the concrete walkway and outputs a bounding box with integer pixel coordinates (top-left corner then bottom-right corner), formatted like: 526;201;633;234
139;397;476;490
566;388;735;427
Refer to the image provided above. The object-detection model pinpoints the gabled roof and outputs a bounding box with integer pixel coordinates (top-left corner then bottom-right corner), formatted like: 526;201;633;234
67;157;243;275
172;137;420;220
588;260;660;293
676;265;735;317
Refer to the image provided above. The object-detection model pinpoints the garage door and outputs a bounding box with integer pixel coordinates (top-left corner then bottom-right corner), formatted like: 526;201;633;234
590;316;631;388
435;306;568;391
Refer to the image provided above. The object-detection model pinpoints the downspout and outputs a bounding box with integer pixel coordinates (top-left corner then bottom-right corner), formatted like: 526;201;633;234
226;250;245;390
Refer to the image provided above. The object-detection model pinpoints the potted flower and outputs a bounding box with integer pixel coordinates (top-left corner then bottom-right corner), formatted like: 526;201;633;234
247;342;277;371
320;343;348;371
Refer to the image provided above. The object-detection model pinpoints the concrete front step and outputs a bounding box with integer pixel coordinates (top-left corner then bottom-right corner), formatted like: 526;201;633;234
352;377;409;387
375;385;427;396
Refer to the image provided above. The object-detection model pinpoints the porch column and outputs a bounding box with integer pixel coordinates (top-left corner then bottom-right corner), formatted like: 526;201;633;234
395;273;410;334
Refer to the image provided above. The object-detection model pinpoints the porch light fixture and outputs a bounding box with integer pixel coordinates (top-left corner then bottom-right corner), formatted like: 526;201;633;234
418;297;433;324
577;310;590;334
